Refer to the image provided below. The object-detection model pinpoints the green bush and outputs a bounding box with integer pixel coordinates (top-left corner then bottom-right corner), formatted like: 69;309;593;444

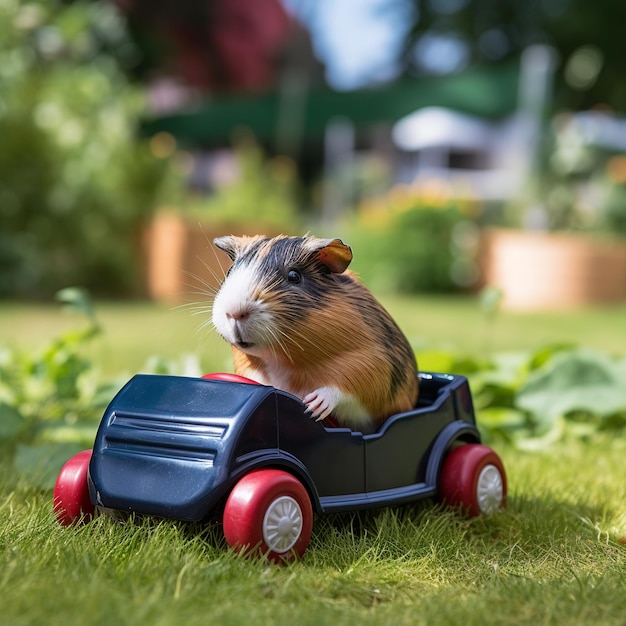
0;288;110;486
0;0;170;297
180;132;302;232
418;342;626;449
0;288;205;487
345;193;478;294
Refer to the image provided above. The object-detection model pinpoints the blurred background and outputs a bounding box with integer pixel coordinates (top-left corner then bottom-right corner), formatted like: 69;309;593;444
2;0;626;474
2;0;626;306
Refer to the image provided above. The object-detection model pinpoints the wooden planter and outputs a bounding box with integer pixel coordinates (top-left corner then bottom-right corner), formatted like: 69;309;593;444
480;228;626;310
142;212;283;302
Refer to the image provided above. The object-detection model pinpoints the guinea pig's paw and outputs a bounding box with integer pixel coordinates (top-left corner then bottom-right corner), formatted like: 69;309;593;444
303;386;342;422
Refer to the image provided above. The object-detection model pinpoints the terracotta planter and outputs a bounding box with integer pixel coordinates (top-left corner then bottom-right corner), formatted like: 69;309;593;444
142;212;283;302
480;228;626;310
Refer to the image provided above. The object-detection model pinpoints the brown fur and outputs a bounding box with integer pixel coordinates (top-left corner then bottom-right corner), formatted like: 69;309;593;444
212;235;419;432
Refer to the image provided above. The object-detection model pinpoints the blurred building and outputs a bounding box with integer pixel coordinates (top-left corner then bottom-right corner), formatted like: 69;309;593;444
391;107;528;203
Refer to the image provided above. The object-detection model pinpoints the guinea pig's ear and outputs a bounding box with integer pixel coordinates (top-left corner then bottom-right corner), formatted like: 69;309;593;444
213;235;246;261
309;238;353;274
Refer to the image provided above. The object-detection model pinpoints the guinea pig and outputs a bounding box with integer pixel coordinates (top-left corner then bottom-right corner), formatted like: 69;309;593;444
211;234;419;434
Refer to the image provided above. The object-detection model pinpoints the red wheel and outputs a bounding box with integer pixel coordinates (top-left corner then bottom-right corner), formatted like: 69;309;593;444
202;372;260;385
439;444;506;516
53;450;95;526
223;469;313;563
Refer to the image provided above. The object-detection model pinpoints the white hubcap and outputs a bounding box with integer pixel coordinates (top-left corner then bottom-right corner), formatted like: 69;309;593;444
476;464;504;514
262;495;303;553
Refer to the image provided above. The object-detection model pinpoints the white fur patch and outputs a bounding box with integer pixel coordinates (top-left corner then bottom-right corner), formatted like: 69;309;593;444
212;261;262;347
213;259;283;369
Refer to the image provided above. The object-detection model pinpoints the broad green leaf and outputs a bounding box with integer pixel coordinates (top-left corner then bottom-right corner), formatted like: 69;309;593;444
0;402;26;438
36;422;98;445
516;349;626;423
416;350;456;374
476;406;529;443
416;349;490;376
478;406;527;428
515;417;567;451
527;343;578;371
14;442;87;491
472;381;518;411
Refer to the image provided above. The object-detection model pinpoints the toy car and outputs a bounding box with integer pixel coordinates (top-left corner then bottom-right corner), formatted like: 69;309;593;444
54;371;506;562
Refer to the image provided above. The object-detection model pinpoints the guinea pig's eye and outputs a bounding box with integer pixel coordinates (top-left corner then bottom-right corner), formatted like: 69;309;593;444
287;269;302;284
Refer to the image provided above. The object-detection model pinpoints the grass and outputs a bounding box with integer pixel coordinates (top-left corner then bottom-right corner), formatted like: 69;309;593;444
1;436;626;626
1;296;626;375
1;296;626;625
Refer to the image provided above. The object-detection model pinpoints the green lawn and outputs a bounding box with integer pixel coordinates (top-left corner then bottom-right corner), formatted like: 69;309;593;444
1;296;626;625
1;295;625;375
1;437;625;626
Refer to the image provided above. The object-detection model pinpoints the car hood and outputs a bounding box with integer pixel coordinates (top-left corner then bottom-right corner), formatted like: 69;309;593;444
89;375;275;520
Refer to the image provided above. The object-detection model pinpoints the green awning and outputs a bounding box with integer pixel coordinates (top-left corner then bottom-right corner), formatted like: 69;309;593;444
140;62;519;148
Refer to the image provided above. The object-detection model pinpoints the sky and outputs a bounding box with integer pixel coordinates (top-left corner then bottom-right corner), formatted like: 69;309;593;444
281;0;416;90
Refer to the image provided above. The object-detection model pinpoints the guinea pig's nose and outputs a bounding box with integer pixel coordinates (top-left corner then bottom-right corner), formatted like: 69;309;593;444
226;309;250;322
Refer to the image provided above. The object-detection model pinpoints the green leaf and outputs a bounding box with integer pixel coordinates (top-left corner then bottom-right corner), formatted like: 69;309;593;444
14;442;87;490
527;343;578;371
416;350;457;374
55;288;101;342
416;349;490;376
477;406;529;442
515;419;567;451
0;402;26;438
36;422;98;445
56;287;97;321
516;349;626;424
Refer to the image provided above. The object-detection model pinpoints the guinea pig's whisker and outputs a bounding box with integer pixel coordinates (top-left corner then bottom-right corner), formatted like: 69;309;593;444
187;302;213;316
266;327;296;364
170;303;206;325
281;327;309;353
275;325;339;363
198;254;228;286
177;302;212;321
173;299;218;338
196;314;216;332
180;269;219;299
208;237;230;282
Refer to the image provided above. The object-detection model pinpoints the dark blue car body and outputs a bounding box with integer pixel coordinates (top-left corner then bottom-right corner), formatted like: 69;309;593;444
88;372;481;522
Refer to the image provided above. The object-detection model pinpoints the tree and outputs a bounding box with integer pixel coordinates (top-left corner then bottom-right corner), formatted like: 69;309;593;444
401;0;626;112
111;0;295;92
0;0;170;297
